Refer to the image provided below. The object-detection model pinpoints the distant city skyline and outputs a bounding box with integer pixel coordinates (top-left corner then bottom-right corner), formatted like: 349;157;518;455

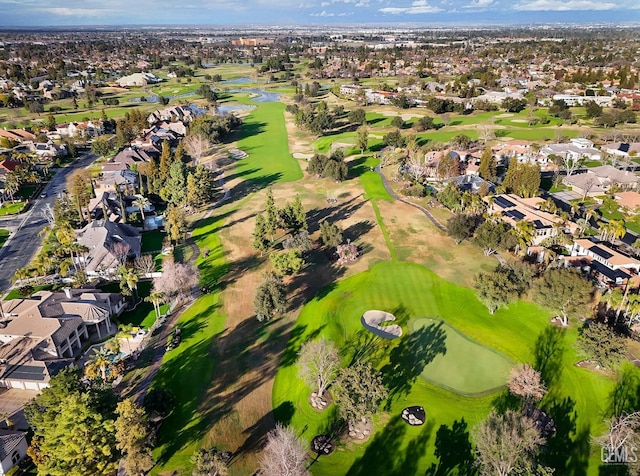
0;0;639;27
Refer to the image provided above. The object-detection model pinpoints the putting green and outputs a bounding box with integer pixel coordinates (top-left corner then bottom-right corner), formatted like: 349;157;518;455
411;318;512;395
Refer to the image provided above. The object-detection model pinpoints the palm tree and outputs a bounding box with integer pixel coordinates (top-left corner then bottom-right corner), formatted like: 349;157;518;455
512;220;535;254
3;172;20;203
87;347;112;381
121;268;139;301
145;290;166;321
133;196;151;228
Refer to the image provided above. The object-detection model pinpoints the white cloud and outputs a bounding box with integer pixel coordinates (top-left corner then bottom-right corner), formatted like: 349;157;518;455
513;0;617;10
462;0;494;9
379;0;442;14
310;9;352;15
37;7;110;16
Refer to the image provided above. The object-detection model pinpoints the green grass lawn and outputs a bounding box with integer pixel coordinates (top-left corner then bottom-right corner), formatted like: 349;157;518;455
0;202;25;216
150;214;228;475
235;101;303;184
272;260;623;475
0;229;8;248
413;318;512;395
141;230;166;253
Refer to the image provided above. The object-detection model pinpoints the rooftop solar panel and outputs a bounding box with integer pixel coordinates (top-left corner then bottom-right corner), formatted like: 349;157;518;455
494;196;515;209
590;245;614;260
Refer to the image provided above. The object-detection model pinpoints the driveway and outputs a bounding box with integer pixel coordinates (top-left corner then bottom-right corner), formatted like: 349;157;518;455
0;388;38;431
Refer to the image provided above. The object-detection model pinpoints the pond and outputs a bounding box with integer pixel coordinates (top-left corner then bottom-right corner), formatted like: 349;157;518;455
220;77;256;85
217;104;256;115
230;88;281;102
127;91;196;103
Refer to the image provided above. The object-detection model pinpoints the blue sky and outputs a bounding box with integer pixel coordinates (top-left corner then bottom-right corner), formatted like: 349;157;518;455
0;0;639;26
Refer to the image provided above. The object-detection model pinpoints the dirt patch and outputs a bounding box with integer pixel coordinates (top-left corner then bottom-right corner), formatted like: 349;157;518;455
495;113;514;118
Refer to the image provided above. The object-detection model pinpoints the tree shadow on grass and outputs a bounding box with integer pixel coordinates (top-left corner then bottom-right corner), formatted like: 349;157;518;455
382;321;447;408
305;195;366;235
425;418;476;476
534;326;567;392
542;396;591;476
343;328;389;368
278;324;326;368
607;365;640;417
345;415;433;476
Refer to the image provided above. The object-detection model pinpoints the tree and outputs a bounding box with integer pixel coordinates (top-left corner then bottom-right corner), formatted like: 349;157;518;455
91;136;111;157
357;125;368;153
67;169;92;223
508;364;547;405
436;152;460;179
382;129;404;148
111;242;131;265
153;257;199;299
3;172;20;202
166;204;187;244
501;97;528;113
594;412;640;472
161;160;188;205
472;409;545;476
270;250;305;276
132;196;151;224
298;338;340;398
576;322;626;369
252;213;271;255
192;448;229;476
319;220;343;248
474;220;517;256
502;160;541;198
115;399;154;476
283;231;313;252
254;271;286;322
407;154;428;183
145;290;166;321
159;140;172;181
447;213;476;244
477;147;496;181
279;195;307;233
585;100;603;118
259;424;309;476
332;361;388;425
264;188;279;242
184;134;211;166
532;268;594;326
391;116;404;129
474;269;518;314
348;108;366;125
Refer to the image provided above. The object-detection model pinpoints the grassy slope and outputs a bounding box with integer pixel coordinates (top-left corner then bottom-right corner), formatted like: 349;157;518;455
235;101;303;184
150;216;228;474
272;261;618;475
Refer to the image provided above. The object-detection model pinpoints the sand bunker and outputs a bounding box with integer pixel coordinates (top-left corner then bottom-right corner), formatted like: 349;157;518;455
228;148;248;159
361;310;403;339
293;152;314;160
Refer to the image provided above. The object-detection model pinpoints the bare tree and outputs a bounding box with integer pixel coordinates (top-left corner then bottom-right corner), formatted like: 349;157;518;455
594;412;640;470
508;364;547;405
478;124;496;143
259;424;310;476
472;409;545;476
298;338;340;399
153;257;200;299
184;134;211;166
111;242;131;265
407;155;428;183
134;254;156;276
580;175;599;201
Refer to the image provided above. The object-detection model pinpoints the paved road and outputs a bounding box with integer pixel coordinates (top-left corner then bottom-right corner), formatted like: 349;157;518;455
0;152;98;292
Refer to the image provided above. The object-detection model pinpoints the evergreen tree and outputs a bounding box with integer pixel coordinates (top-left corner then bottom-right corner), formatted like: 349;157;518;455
161;161;187;205
174;141;186;163
254;272;286;322
115;399;154;476
478;147;496;181
159;140;172;182
264;188;279;242
252;213;270;255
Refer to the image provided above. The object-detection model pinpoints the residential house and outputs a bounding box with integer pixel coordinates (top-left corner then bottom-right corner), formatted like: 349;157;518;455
602;142;640;158
339;84;361;97
445;174;495;194
540;138;601;164
0;288;125;390
75;220;141;277
485;194;577;245
0;129;35;145
55;120;104;139
117;72;161;87
615;191;640;213
563;165;639;198
146;105;194;125
0;430;27;475
569;238;640;285
552;94;613;107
